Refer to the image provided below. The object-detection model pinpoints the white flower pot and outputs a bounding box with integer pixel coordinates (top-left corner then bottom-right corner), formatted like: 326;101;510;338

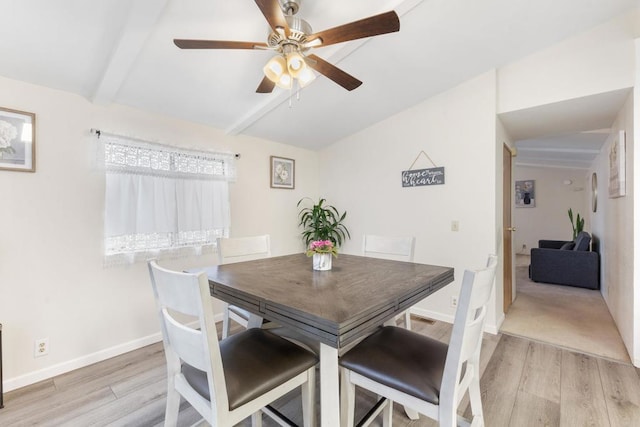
313;253;332;271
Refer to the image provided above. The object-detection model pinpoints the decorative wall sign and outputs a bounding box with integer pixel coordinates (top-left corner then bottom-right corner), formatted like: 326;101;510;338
0;107;35;172
515;180;535;208
402;167;445;187
270;155;295;189
608;130;625;198
402;150;444;188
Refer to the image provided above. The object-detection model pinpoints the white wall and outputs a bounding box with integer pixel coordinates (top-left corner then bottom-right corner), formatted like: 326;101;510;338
498;10;638;114
513;166;589;252
0;75;319;390
319;71;501;332
589;92;634;364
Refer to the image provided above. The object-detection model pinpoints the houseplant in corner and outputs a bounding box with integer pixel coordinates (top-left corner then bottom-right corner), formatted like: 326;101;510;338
297;197;350;270
568;208;585;240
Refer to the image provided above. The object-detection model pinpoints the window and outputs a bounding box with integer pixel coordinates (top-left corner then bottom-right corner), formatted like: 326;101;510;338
100;133;235;264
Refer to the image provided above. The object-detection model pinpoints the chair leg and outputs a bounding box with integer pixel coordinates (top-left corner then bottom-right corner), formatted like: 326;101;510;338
404;310;412;330
382;399;393;427
251;410;263;427
164;382;181;427
403;406;419;420
222;303;231;339
468;376;484;422
301;367;316;427
340;368;356;427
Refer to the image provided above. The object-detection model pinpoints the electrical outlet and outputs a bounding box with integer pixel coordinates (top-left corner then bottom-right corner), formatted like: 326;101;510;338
451;296;458;308
35;338;49;358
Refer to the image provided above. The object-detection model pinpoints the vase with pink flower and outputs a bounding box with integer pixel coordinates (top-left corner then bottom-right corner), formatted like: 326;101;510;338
306;240;338;270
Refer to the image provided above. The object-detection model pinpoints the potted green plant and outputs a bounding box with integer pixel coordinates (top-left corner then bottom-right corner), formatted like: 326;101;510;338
568;208;584;240
297;197;351;270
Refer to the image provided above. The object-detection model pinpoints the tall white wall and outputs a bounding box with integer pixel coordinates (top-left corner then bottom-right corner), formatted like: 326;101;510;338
319;71;501;331
0;75;319;390
498;10;638;114
513;166;589;252
589;92;634;364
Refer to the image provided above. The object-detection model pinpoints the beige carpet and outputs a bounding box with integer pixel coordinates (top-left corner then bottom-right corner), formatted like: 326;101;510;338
501;262;630;363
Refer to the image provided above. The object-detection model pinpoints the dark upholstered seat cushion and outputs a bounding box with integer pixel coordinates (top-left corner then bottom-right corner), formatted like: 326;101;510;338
573;231;591;251
339;326;448;405
182;328;318;410
560;241;575;250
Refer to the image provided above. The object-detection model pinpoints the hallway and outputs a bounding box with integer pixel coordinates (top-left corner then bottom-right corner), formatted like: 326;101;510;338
500;255;630;363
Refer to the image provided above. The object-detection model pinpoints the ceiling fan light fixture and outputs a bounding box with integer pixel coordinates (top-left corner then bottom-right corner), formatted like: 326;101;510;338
297;67;316;87
263;55;287;83
276;72;293;89
286;51;306;77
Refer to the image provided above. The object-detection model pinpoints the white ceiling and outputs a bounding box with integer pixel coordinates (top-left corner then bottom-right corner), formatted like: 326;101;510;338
0;0;637;151
501;88;632;169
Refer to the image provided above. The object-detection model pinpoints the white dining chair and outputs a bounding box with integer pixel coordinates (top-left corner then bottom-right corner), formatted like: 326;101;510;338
217;235;271;338
362;234;416;329
339;255;498;427
148;260;317;427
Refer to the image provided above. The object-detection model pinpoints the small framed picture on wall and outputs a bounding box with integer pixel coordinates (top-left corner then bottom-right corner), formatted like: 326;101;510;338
0;107;36;172
515;179;535;208
270;156;295;189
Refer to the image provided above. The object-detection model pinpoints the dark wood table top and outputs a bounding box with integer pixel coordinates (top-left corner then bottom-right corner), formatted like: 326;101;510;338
201;253;454;348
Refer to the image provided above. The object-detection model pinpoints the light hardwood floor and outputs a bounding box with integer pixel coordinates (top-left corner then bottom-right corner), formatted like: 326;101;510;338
1;318;639;426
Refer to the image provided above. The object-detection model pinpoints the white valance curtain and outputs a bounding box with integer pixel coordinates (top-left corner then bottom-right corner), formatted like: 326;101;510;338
99;133;234;264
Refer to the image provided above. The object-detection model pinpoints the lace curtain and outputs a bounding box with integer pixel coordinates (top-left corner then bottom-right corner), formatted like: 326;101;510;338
99;133;234;265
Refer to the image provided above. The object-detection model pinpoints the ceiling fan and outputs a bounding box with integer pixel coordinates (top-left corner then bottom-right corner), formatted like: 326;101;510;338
174;0;400;93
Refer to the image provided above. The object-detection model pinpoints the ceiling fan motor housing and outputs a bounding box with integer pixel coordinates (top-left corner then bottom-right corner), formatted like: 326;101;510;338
267;15;312;49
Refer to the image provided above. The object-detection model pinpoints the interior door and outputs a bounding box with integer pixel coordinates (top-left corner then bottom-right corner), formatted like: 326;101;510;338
503;144;514;313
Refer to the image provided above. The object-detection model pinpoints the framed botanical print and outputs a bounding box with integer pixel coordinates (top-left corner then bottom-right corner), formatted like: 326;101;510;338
270;156;295;189
0;107;36;172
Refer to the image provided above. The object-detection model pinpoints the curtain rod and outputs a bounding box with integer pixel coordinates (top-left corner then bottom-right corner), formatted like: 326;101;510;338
90;128;241;159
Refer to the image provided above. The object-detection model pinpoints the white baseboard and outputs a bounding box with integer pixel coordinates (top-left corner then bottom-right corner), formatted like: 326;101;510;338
4;314;223;393
4;332;163;392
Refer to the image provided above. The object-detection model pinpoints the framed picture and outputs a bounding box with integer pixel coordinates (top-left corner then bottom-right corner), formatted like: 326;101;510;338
515;179;535;208
270;156;295;189
0;107;35;172
608;130;625;198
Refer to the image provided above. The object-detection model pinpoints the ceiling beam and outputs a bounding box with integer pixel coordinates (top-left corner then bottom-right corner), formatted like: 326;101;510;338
225;0;425;137
91;0;169;105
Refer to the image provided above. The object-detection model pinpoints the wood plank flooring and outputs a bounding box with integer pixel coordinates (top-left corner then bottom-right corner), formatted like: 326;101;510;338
1;317;639;426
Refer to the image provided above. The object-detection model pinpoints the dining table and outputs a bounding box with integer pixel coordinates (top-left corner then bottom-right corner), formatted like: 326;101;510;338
199;253;454;426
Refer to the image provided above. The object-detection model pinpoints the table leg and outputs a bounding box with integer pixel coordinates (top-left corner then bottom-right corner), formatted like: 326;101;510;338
320;343;340;427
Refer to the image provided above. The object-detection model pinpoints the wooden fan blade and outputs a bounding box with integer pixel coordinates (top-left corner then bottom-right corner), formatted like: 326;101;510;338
254;0;290;37
174;39;268;49
306;54;362;91
256;76;276;93
306;11;400;47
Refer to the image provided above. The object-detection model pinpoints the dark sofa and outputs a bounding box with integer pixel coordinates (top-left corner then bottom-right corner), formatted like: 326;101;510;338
529;231;599;289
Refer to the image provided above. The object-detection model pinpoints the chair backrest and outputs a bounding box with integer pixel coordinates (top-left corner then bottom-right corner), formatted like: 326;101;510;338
362;234;415;262
439;255;498;423
217;235;271;264
148;260;229;419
